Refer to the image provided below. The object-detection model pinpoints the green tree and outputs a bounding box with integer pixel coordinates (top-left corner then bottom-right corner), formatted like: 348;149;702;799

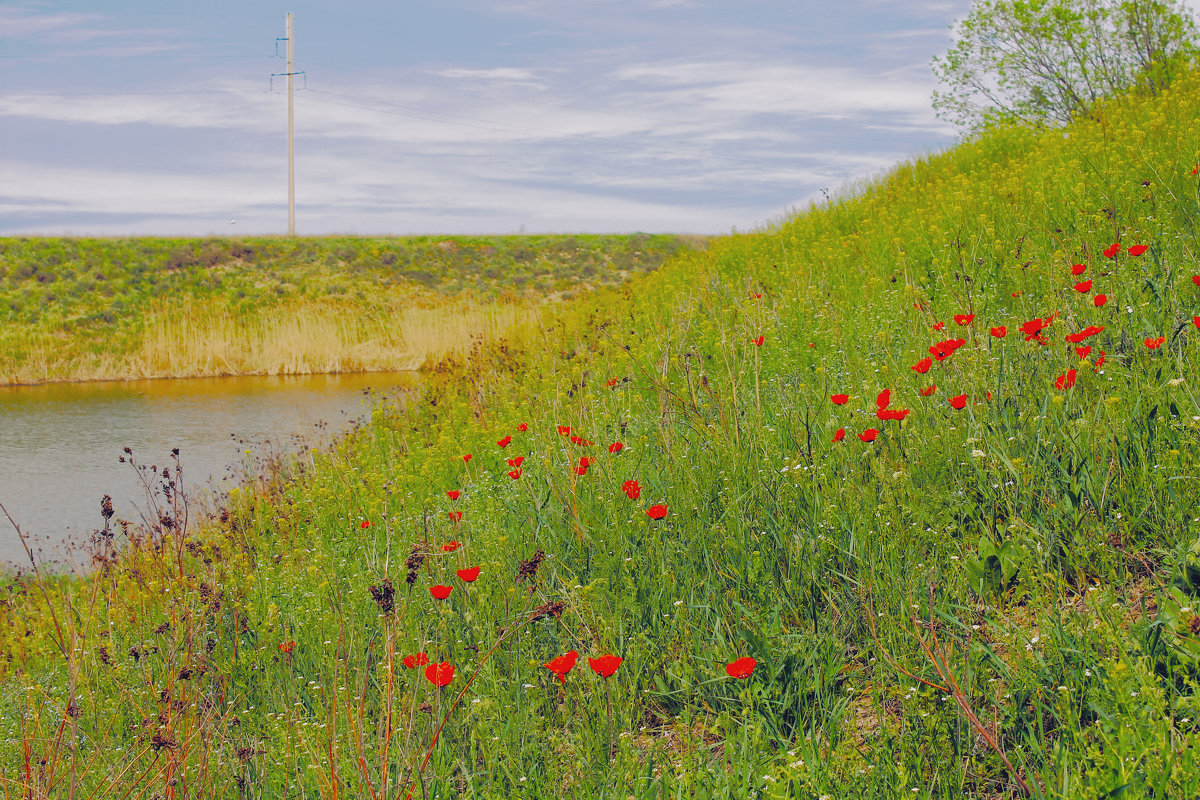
932;0;1198;130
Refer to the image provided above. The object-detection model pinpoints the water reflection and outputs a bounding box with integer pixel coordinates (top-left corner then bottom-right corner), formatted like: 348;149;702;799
0;372;417;570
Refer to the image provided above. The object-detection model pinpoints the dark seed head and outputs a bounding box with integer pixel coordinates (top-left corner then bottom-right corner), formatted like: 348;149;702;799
517;549;546;584
530;600;566;622
368;578;396;614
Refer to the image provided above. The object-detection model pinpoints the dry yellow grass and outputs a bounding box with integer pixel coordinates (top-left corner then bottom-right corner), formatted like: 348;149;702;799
134;296;544;377
4;296;543;384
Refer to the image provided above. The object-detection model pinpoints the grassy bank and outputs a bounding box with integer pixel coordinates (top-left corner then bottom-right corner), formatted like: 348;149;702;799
0;234;694;384
3;72;1200;797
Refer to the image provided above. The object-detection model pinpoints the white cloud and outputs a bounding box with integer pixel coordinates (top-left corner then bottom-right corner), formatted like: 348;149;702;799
0;89;260;129
0;6;105;38
428;67;544;84
0;3;177;47
613;60;936;119
0;160;280;218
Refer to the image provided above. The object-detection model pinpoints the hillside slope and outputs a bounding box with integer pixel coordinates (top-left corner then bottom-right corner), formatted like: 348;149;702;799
3;74;1200;797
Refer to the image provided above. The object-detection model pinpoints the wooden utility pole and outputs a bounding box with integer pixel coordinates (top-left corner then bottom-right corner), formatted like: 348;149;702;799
286;11;295;236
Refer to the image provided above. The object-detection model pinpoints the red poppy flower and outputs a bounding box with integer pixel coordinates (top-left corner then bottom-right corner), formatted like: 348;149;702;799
858;428;878;442
1073;280;1092;293
456;566;480;582
830;394;850;405
497;436;512;448
569;435;581;444
557;425;572;435
543;650;579;684
1103;242;1121;258
588;655;623;677
929;338;966;361
833;427;845;442
751;291;763;299
608;442;624;454
752;335;765;347
911;357;932;374
442;540;461;553
574;465;588;476
646;504;668;520
954;313;974;325
507;456;525;468
430;585;453;600
1064;325;1104;344
1095;350;1107;368
725;657;757;679
920;385;937;396
1054;370;1077;390
448;511;463;523
516;422;529;432
1127;244;1149;256
1011;291;1022;297
1020;317;1052;341
875;389;891;409
425;662;455;687
1094;294;1107;307
949;394;967;410
622;479;642;499
360;520;371;529
606;378;618;388
1193;164;1200;175
580;456;594;468
1195;316;1200;329
877;408;911;421
279;640;296;654
1071;264;1087;276
403;652;429;669
1075;346;1091;360
1193;275;1200;287
505;468;522;480
1145;336;1166;349
446;490;460;500
462;454;472;463
990;326;1007;338
932;321;945;331
580;439;594;446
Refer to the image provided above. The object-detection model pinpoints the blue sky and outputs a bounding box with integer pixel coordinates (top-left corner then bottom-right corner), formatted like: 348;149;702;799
0;0;1093;235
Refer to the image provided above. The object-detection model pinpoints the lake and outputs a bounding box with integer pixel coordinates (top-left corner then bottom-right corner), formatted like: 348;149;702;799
0;372;417;571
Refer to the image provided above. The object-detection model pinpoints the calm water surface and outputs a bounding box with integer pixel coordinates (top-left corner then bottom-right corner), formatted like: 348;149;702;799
0;372;417;570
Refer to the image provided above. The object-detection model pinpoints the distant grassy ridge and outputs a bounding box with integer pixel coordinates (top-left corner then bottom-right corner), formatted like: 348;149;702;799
4;73;1200;796
0;234;696;384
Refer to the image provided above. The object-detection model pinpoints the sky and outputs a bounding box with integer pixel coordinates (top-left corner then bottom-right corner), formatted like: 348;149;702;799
0;0;1168;237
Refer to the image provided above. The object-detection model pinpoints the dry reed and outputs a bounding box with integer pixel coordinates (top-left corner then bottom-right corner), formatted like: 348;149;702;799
2;296;543;385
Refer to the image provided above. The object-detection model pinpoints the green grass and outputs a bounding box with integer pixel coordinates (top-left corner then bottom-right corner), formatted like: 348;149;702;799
3;71;1200;798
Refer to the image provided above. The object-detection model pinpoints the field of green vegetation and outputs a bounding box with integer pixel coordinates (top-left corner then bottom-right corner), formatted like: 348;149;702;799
0;234;692;384
4;67;1200;798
